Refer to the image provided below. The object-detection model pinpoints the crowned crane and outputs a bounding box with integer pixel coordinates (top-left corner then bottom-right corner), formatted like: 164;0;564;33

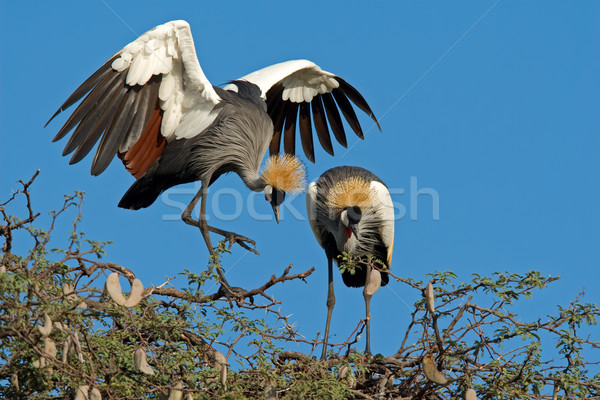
307;166;394;358
46;20;380;260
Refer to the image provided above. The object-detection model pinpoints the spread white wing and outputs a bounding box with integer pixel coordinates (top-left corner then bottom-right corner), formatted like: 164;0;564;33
228;60;381;163
47;20;220;177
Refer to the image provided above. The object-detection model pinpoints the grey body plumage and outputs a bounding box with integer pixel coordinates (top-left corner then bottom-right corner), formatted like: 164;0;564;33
120;83;272;209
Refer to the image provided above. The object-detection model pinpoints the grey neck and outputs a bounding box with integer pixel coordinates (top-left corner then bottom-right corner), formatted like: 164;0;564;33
240;170;266;192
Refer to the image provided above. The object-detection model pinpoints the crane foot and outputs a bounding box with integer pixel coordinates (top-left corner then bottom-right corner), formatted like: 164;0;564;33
181;215;259;255
224;232;258;255
217;284;249;307
210;228;259;255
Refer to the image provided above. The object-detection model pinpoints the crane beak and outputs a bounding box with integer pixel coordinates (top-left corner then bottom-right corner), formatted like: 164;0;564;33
349;224;358;238
272;205;280;224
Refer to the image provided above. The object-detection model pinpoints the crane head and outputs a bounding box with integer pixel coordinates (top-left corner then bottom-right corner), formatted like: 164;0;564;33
340;206;362;238
261;154;306;223
264;185;285;223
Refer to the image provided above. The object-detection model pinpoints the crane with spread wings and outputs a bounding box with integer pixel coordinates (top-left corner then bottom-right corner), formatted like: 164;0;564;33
47;20;381;259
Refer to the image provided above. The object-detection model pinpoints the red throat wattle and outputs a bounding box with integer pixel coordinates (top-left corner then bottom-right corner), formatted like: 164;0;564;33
345;226;352;239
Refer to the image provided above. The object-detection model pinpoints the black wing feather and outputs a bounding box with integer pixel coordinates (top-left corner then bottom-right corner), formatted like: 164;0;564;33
337;78;381;131
321;92;347;147
266;83;284;110
311;95;334;156
268;96;286;156
91;86;138;175
298;102;315;162
332;88;363;139
119;78;159;153
283;102;299;155
69;73;128;164
61;72;124;156
264;72;378;162
54;71;122;144
46;54;120;127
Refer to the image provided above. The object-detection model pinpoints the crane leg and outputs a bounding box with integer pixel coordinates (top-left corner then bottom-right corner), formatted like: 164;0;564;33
181;184;258;255
363;262;380;356
321;257;336;360
181;183;243;302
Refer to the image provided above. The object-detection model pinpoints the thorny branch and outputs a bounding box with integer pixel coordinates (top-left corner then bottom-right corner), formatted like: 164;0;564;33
1;172;599;399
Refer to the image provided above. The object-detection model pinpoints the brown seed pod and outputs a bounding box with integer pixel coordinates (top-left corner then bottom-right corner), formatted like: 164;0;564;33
338;365;356;388
62;336;71;364
167;382;183;400
212;350;228;389
425;282;435;313
33;338;57;369
32;358;45;368
134;348;154;375
74;385;89;400
43;337;57;358
62;283;79;302
220;363;228;389
212;351;227;369
338;365;350;379
422;353;448;385
37;313;53;337
72;332;84;362
465;388;477;400
264;377;278;400
90;387;102;400
363;268;382;296
106;272;144;307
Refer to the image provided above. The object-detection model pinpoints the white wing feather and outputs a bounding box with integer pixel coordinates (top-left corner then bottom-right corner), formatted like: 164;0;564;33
227;60;339;103
110;20;220;140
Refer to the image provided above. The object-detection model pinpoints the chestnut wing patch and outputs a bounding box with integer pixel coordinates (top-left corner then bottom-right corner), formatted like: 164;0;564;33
118;100;166;178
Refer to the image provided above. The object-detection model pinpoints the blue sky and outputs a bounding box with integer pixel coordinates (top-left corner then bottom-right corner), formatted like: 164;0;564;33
1;1;599;358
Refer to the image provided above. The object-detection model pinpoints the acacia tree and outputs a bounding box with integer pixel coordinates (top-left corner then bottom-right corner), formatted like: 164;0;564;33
1;172;599;399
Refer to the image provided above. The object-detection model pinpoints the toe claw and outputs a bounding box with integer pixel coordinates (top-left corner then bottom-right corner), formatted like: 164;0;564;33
223;233;259;255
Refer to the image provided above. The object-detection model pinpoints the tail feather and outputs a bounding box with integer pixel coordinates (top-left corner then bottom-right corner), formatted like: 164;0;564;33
118;177;165;210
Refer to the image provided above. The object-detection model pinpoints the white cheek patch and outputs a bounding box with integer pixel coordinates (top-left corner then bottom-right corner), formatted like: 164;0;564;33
264;185;273;202
340;209;349;227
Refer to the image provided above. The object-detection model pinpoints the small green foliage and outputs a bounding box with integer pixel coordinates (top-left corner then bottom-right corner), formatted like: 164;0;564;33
338;252;387;276
1;174;598;399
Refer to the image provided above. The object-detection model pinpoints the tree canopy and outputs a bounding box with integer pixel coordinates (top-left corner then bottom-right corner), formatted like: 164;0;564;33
1;172;599;399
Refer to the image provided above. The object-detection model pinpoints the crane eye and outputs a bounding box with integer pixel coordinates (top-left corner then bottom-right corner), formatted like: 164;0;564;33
264;185;273;202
